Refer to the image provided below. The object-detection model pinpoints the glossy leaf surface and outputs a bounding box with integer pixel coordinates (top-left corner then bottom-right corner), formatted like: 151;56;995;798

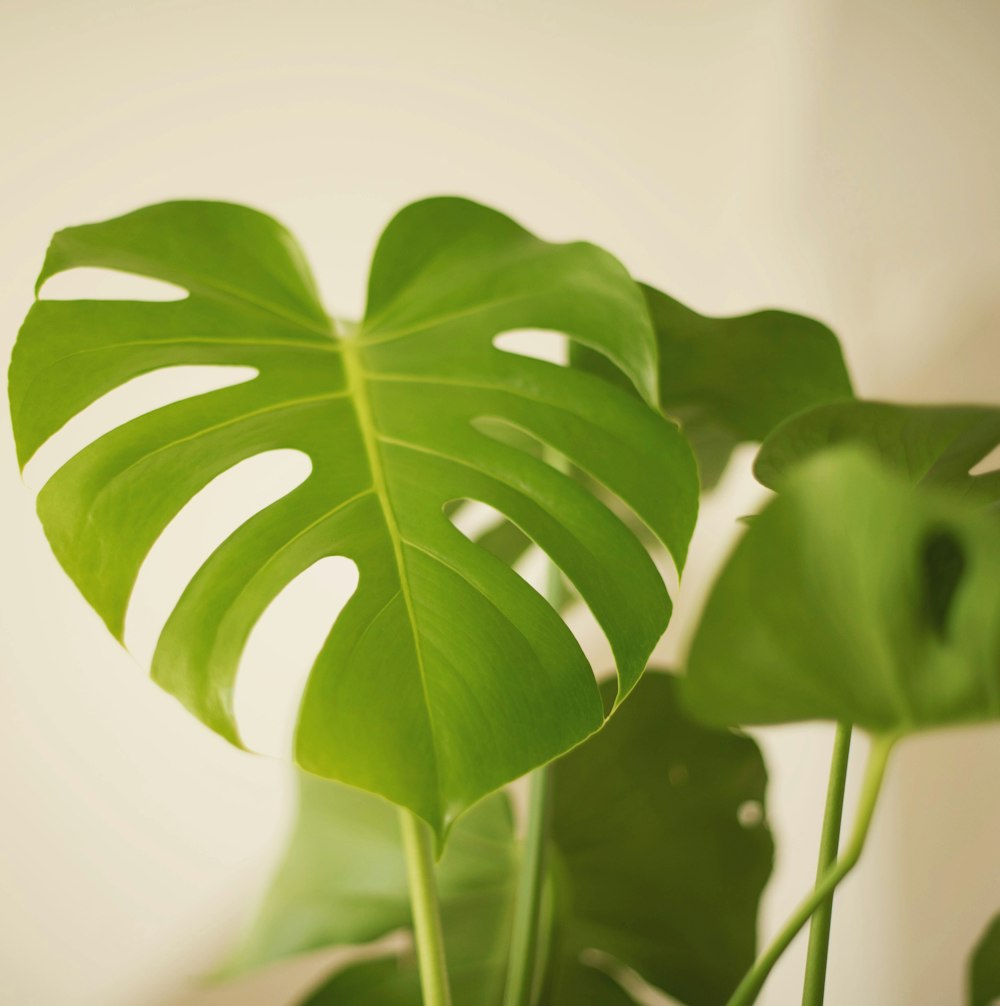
756;400;1000;506
969;912;1000;1006
574;284;853;487
9;198;698;833
227;671;772;1006
684;447;1000;733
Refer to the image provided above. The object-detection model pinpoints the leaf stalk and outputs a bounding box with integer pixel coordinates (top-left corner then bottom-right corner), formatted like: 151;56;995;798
503;539;564;1006
727;733;896;1006
801;722;853;1005
399;809;454;1006
503;765;552;1006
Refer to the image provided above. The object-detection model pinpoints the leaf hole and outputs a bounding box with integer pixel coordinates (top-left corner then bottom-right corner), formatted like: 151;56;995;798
444;497;616;681
970;442;1000;476
444;499;537;580
124;449;313;665
492;328;569;366
38;267;188;301
470;415;680;592
444;499;509;543
737;800;764;828
577;951;670;1005
234;555;359;758
22;365;258;490
920;525;966;639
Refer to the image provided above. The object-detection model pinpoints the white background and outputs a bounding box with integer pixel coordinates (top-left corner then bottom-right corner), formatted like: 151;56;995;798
2;1;1000;1004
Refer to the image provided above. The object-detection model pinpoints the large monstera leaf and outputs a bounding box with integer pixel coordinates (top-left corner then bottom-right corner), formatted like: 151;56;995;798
224;672;772;1006
683;446;1000;734
9;199;698;835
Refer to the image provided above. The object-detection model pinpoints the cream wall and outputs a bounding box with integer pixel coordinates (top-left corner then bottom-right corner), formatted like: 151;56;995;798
1;2;999;1004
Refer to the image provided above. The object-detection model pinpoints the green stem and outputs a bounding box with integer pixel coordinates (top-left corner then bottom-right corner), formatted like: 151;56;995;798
503;765;552;1006
801;723;853;1005
399;809;453;1006
503;548;562;1006
727;734;896;1006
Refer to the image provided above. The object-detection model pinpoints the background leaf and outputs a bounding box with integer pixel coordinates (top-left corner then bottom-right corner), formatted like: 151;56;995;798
225;779;517;1004
683;447;1000;733
969;912;1000;1006
541;671;772;1006
227;671;772;1006
221;779;516;978
9;198;699;835
573;284;853;488
755;400;1000;506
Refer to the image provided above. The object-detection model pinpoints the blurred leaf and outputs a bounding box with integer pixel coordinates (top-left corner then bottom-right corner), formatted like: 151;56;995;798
756;401;1000;506
541;671;773;1006
573;284;853;488
226;672;772;1006
10;198;698;836
969;912;1000;1006
223;779;517;1000
683;447;1000;733
299;953;637;1006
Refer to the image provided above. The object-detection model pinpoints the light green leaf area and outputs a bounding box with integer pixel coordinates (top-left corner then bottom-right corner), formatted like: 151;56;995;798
222;778;517;1002
9;198;698;835
225;671;772;1006
969;912;1000;1006
683;447;1000;734
573;284;853;489
755;401;1000;506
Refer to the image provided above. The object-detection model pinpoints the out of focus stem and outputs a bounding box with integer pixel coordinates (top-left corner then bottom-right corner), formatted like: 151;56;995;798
503;554;563;1006
801;722;853;1005
726;733;896;1006
503;764;552;1006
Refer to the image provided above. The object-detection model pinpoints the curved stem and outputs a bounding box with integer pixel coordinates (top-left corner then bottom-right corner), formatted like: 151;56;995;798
801;723;853;1005
399;809;453;1006
503;765;552;1006
727;734;896;1006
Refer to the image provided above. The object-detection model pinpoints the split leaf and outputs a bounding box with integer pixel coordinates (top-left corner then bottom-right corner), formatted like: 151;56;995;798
9;198;698;835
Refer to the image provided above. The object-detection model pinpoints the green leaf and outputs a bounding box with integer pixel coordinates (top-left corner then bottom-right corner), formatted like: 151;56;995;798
683;446;1000;734
223;777;517;1002
573;284;853;488
755;400;1000;506
9;198;698;835
531;962;641;1006
456;279;853;622
226;671;772;1006
541;671;773;1006
969;912;1000;1006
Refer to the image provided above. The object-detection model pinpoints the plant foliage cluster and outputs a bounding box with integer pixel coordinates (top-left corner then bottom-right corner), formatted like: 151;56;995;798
9;198;1000;1005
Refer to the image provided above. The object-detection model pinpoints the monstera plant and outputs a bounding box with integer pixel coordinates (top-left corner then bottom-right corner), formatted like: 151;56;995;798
8;197;1000;1006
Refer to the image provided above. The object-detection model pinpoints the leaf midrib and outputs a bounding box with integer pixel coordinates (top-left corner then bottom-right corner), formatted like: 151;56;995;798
339;319;443;815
